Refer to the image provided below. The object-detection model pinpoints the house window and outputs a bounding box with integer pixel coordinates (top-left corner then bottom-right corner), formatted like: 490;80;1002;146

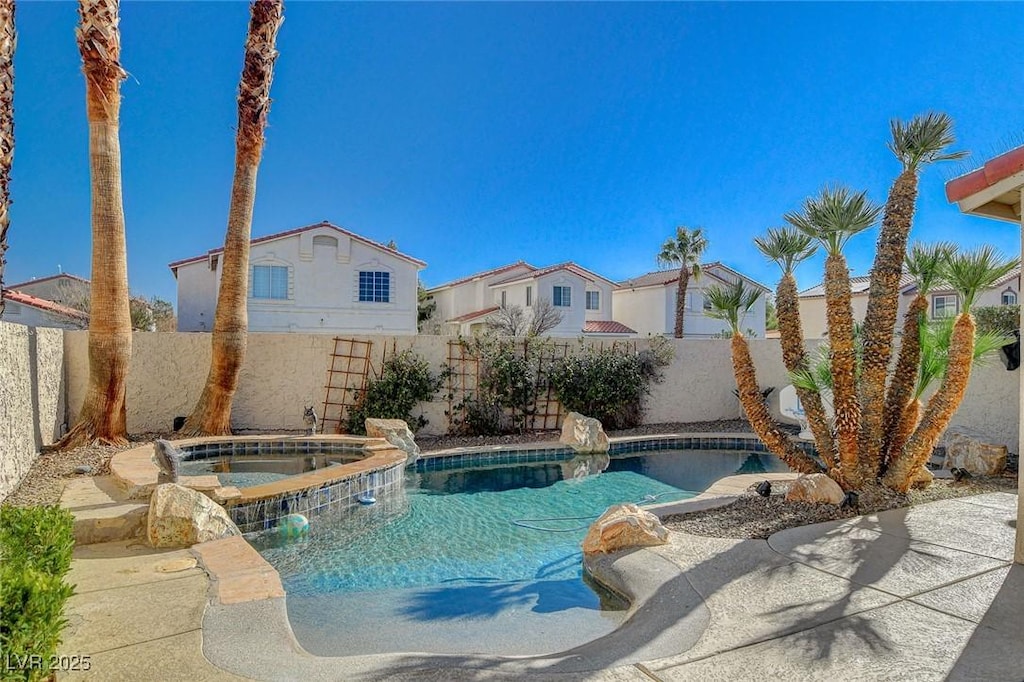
358;271;390;303
252;265;289;300
585;291;600;310
501;291;507;308
702;295;712;311
553;286;571;307
526;286;532;307
932;294;959;318
1002;289;1017;305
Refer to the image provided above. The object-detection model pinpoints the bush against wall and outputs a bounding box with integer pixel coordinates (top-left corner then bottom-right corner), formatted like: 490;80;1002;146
0;506;76;681
549;337;672;430
346;349;447;434
974;305;1019;336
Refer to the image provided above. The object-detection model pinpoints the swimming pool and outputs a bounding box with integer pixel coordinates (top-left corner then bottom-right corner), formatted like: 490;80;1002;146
251;448;789;657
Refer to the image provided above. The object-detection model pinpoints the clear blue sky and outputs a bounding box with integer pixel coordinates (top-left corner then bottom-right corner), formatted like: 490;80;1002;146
7;1;1023;305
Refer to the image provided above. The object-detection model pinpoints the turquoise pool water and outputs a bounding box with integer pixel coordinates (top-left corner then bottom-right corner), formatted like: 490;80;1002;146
250;449;788;657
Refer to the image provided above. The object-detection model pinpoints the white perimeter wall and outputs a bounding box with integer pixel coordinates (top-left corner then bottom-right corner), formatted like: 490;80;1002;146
0;321;66;501
59;331;1021;449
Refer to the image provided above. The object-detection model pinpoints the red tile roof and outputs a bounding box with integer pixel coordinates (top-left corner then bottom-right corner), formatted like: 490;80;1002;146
617;262;770;292
946;145;1024;203
2;288;89;321
6;272;90;289
447;306;500;323
493;261;618;287
582;320;636;334
167;221;427;271
426;261;535;292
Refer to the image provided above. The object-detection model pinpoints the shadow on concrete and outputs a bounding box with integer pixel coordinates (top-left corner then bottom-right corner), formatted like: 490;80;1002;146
946;563;1024;681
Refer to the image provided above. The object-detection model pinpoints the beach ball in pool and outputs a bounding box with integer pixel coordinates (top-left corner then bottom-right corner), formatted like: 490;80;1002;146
278;513;309;539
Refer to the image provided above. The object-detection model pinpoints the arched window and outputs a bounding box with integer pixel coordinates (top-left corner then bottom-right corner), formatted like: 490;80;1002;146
1002;289;1017;306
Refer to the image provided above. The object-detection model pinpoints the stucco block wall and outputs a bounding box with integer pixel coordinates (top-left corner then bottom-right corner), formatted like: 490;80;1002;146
60;331;1021;451
0;321;66;501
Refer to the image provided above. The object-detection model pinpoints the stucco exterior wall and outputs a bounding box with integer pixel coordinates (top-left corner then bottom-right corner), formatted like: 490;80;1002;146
613;284;765;338
60;330;1021;451
0;322;66;501
0;303;84;330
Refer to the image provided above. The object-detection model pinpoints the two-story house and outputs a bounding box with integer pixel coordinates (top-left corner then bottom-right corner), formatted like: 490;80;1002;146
613;262;770;337
425;261;636;337
0;273;91;329
170;221;426;334
797;267;1021;338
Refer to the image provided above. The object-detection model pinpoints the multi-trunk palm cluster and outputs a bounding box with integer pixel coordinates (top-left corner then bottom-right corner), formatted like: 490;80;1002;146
710;113;1018;493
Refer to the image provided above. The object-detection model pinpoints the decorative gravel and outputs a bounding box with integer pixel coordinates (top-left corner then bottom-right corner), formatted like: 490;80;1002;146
663;474;1019;540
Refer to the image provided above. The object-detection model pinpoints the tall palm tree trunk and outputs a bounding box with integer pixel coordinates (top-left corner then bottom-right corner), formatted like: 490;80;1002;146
858;169;918;478
883;313;975;492
776;272;837;469
731;332;823;475
887;397;921;471
824;253;861;487
674;269;688;338
59;0;131;449
180;0;283;436
0;0;13;312
881;295;927;464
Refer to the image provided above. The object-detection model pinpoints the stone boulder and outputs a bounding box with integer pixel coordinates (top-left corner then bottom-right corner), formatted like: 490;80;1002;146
785;473;844;505
147;483;240;549
582;503;669;555
942;426;1008;476
365;418;420;464
560;412;610;454
910;466;934;490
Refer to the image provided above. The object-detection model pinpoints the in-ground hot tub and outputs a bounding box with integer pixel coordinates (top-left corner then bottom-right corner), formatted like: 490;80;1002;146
110;435;409;534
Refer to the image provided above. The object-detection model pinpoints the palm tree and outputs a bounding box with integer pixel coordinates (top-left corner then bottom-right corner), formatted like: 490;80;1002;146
754;226;837;471
785;187;881;488
883;246;1019;491
706;280;823;475
880;241;955;463
58;0;132;449
181;0;283;436
858;113;966;471
658;226;708;338
0;0;13;314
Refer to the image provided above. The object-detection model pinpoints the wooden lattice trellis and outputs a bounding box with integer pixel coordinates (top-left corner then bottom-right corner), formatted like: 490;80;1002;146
320;338;374;434
445;339;480;432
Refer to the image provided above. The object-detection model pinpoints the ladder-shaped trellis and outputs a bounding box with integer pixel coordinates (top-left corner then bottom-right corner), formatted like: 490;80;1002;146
526;340;570;431
320;338;374;434
445;339;481;432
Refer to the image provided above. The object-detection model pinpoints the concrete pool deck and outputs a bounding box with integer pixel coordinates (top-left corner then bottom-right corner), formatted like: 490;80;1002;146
57;489;1023;680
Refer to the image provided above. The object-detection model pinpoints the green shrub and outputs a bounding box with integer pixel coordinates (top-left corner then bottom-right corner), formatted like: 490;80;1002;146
549;341;671;430
974;305;1019;336
0;506;76;682
346;350;446;434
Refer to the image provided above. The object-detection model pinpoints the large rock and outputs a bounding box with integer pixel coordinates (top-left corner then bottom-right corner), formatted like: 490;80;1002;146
560;412;610;454
942;426;1008;476
785;473;844;505
582;503;668;555
365;418;420;464
147;483;240;549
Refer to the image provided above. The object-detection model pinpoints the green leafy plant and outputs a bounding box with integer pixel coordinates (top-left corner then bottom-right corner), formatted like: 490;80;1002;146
973;304;1019;336
346;350;446;434
549;342;670;430
0;506;76;682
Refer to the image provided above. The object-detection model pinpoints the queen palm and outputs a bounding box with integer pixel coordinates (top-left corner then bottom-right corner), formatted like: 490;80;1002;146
880;241;955;463
884;246;1019;491
0;0;13;313
658;226;708;338
785;187;881;488
59;0;132;448
754;227;837;471
858;113;966;470
706;280;823;475
181;0;283;436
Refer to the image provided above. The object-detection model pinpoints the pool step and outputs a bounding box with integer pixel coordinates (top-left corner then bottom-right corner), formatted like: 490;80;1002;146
61;476;148;546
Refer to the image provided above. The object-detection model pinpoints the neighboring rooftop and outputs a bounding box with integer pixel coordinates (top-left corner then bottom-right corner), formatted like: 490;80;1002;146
618;262;770;292
1;288;89;322
582;320;636;335
426;261;536;292
167;221;427;273
5;272;90;289
799;273;915;299
491;261;618;287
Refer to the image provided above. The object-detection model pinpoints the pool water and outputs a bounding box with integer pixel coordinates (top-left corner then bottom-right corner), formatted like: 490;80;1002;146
179;452;364;488
252;449;788;656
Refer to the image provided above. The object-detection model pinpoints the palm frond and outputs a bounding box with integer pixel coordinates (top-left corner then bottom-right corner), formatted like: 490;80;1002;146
915;315;1012;398
784;185;881;255
905;241;957;296
944;245;1019;311
888;112;968;171
704;279;761;333
754;226;817;274
657;225;708;270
